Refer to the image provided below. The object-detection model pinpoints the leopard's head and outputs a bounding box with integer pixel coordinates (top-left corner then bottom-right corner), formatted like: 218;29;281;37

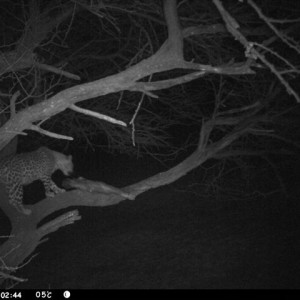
56;154;74;176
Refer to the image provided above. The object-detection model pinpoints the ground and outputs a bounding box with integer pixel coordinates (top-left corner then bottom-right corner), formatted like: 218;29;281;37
1;150;300;289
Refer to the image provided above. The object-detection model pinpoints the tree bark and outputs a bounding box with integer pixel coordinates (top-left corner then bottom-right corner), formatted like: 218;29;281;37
0;115;253;287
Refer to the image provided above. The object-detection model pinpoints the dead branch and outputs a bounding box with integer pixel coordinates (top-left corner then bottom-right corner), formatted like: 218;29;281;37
0;0;257;152
0;107;260;286
70;104;127;127
213;0;300;102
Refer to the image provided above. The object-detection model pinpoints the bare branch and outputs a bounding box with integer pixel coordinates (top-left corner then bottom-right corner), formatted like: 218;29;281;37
30;125;74;140
37;63;80;81
37;210;81;237
9;91;20;117
248;0;300;53
213;0;300;102
70;104;127;127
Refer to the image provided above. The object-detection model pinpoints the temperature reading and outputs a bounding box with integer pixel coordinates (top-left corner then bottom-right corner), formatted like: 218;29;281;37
35;291;52;299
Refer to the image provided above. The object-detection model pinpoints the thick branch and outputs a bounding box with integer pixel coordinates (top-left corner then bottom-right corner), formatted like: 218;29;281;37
163;0;183;58
0;0;257;151
0;108;264;287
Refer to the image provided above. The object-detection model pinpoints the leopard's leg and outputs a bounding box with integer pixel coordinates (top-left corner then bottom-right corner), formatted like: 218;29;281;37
9;183;32;215
42;175;65;198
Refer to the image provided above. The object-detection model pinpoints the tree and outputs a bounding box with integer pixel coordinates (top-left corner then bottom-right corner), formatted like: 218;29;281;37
0;0;299;287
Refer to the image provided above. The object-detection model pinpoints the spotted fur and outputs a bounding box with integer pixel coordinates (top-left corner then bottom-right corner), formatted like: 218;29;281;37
0;147;73;215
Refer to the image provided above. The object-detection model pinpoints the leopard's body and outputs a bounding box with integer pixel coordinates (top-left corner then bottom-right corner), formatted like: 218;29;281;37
0;147;73;215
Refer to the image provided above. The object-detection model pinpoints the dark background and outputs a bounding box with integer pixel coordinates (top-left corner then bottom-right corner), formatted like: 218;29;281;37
0;148;297;289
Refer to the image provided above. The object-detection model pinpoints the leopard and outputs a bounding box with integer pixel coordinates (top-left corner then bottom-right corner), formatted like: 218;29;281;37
0;147;73;215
